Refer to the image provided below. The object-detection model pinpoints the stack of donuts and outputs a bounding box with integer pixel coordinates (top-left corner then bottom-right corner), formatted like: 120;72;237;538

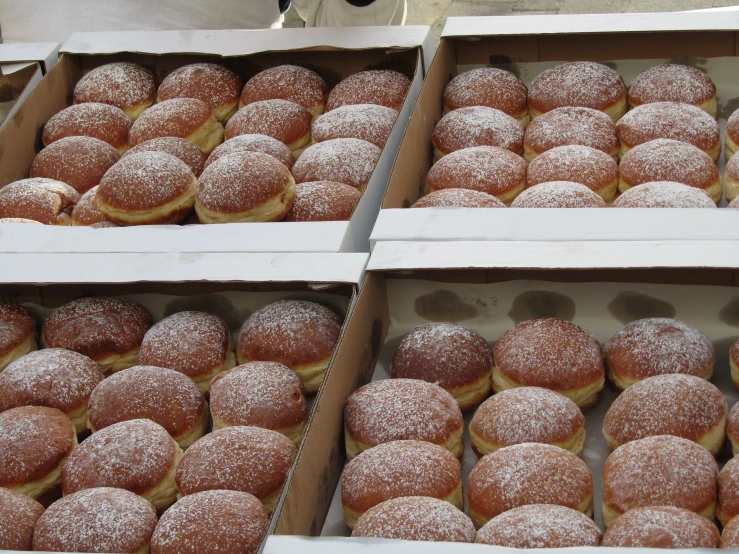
0;296;344;552
416;61;739;209
0;61;412;226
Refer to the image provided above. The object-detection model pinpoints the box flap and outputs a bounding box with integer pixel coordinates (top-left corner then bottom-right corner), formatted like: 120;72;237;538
0;62;42;131
0;42;60;72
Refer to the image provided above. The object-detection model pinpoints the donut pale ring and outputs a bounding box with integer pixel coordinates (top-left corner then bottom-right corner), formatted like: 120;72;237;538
723;514;739;547
0;406;77;500
150;490;269;554
351;496;476;542
443;68;529;126
628;64;717;118
0;178;80;225
71;186;114;226
0;488;44;550
343;378;464;460
727;399;739;455
86;365;208;449
475;504;602;548
292;138;381;192
511;181;607;208
613;180;717;208
602;506;720;548
601;434;718;528
470;387;585;458
326;69;411;112
124;136;207;177
225;99;312;156
602;374;727;454
725;151;739;202
73;62;156;120
0;302;36;372
30;136;120;194
241;64;327;119
726;109;739;161
526;144;619;203
528;61;627;122
466;442;594;529
719;456;739;526
284;181;362;222
425;146;527;205
604;317;716;390
311;104;397;148
205;134;295;170
43;103;132;153
412;188;506;208
390;322;493;411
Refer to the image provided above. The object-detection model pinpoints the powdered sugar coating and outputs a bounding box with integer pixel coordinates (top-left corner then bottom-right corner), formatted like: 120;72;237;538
74;62;156;112
0;488;44;550
727;108;739;143
614;180;716;208
326;70;411;112
723;511;739;547
224;99;311;144
0;218;41;224
443;68;528;116
719;456;739;524
71;186;112;226
283;181;361;222
730;197;739;208
511;181;606;208
727;149;739;182
292;138;381;189
526;144;618;192
412;188;506;208
312;104;397;147
0;302;35;360
157;63;243;110
728;398;739;444
432;106;524;155
0;178;80;225
206;134;295;170
43;103;132;150
603;505;719;548
628;64;716;108
129;98;213;145
124;136;206;177
241;64;327;111
525;106;618;156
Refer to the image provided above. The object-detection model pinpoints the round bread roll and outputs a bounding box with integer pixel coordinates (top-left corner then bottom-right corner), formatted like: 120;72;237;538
326;69;411;112
526;144;619;203
195;150;296;223
443;67;529;125
723;515;739;547
284;181;362;222
43;103;132;153
469;387;585;458
0;405;77;500
87;365;208;449
511;181;607;208
42;297;152;374
466;442;594;529
241;64;327;118
476;504;602;548
124;136;207;177
0;302;36;372
311;104;397;147
601;434;718;528
727;108;739;161
390;322;493;411
727;399;739;455
225;99;312;155
33;487;157;554
628;64;717;117
725;150;739;202
0;178;80;225
719;456;739;526
412;189;506;208
0;487;44;550
613;180;717;208
71;185;115;226
603;374;727;454
175;426;296;513
343;378;464;460
237;299;341;394
73;62;156;120
292;138;381;192
604;317;716;390
205;133;295;170
209;361;307;444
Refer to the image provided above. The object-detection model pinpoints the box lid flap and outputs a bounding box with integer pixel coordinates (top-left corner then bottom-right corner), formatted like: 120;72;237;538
0;42;59;72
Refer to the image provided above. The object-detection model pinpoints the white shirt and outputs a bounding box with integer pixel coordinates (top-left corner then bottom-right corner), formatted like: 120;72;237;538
292;0;405;26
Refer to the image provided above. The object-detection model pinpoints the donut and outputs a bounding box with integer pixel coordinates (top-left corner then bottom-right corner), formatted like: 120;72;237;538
602;506;720;548
86;365;208;449
175;426;296;513
469;387;585;458
0;406;77;500
340;440;462;529
343;378;464;460
616;102;721;161
603;374;727;454
628;64;717;117
71;185;115;226
723;515;739;547
727;400;739;455
0;302;36;372
431;106;524;161
475;504;602;548
425;146;527;205
613;180;717;208
43;103;132;153
528;61;627;122
283;181;362;222
727;109;739;161
30;136;120;194
311;104;397;147
205;134;295;170
719;456;739;526
466;442;594;529
493;318;604;409
241;64;327;118
523;106;619;162
526;144;619;203
351;496;475;542
237;299;342;394
89;221;119;228
731;197;739;208
601;434;718;527
209;361;307;445
292;138;381;192
129;98;224;154
138;311;235;394
73;62;156;120
412;189;506;208
725;151;739;202
0;218;42;224
0;488;44;550
157;63;243;123
150;490;268;554
124;136;207;177
42;297;152;374
390;322;493;411
604;317;716;390
225;99;312;155
194;151;296;223
511;181;607;208
443;68;529;125
33;487;157;553
0;178;80;225
326;69;411;112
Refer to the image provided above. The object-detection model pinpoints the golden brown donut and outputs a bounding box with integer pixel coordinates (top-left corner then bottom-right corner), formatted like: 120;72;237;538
604;317;716;390
340;440;462;529
124;136;207;177
343;378;464;460
237;299;341;394
42;297;152;374
283;181;362;222
241;64;327;118
0;406;77;500
443;68;529;125
292;138;381;192
511;181;607;208
311;104;397;147
719;456;739;526
326;69;411;112
0;178;80;225
195;151;296;223
727;399;739;455
73;62;156;120
613;180;717;208
467;443;594;529
225;100;312;156
723;515;739;547
725;151;739;202
727;109;739;161
43;103;132;154
412;188;506;208
528;61;627;122
628;64;717;117
390;322;493;411
602;506;720;548
30;136;120;194
33;487;158;553
432;107;524;161
205;133;295;170
87;365;208;449
0;302;36;372
71;185;115;226
0;487;44;550
601;434;718;528
175;426;296;513
603;374;727;454
476;504;602;548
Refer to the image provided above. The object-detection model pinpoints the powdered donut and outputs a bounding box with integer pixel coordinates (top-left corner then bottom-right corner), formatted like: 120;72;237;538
511;181;607;208
124;136;207;177
726;108;739;160
412;188;506;208
283;181;362;222
74;62;156;120
718;456;739;525
725;150;739;202
727;398;739;455
292;138;381;192
241;64;327;118
0;218;42;224
326;69;411;112
613;180;717;208
723;514;739;547
0;302;36;372
43;103;132;153
311;103;396;148
0;178;79;225
71;186;114;226
225;99;312;155
628;64;717;117
443;68;529;125
0;487;44;550
730;197;739;208
602;506;720;548
205;134;295;170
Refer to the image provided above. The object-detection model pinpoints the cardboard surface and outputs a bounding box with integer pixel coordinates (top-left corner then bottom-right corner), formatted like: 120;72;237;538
0;62;41;130
0;42;59;72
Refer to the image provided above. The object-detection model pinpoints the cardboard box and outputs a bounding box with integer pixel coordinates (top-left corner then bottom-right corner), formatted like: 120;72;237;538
370;11;739;248
0;26;430;253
